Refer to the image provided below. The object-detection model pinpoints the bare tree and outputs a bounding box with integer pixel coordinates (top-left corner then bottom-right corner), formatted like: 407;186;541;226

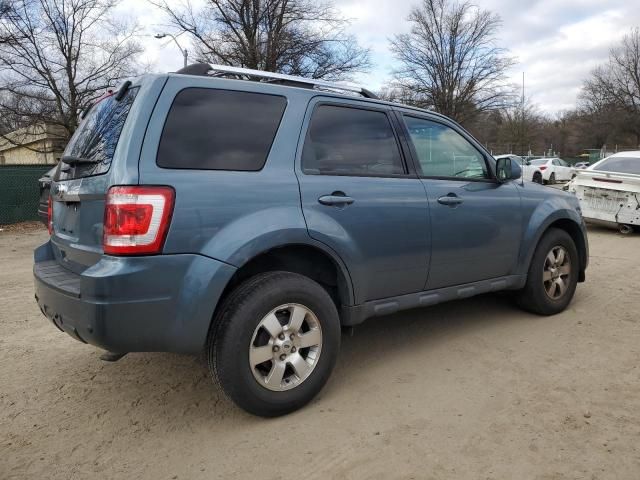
389;0;515;124
0;0;143;148
497;97;542;155
150;0;370;81
581;28;640;145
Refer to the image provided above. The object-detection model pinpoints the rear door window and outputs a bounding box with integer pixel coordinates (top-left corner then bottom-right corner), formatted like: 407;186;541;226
56;87;138;181
301;104;405;176
157;88;286;171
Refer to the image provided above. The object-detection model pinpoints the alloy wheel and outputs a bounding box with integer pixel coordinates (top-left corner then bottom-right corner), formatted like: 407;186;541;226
543;246;571;299
249;304;322;392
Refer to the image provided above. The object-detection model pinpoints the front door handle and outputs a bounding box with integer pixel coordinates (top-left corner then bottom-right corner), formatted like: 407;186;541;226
437;194;463;207
318;192;354;206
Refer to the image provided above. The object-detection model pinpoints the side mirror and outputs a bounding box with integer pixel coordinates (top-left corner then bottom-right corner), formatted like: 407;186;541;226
496;157;522;182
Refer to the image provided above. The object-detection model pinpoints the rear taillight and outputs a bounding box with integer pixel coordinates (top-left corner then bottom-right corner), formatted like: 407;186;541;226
103;186;175;255
539;166;547;171
47;196;53;235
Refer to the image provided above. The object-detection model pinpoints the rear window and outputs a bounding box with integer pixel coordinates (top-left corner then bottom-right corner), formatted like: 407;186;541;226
157;88;287;171
592;157;640;175
56;87;138;180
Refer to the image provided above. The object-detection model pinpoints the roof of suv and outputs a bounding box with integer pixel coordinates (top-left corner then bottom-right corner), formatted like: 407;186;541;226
164;63;453;124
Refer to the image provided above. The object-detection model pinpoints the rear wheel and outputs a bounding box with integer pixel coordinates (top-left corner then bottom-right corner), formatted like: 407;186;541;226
619;224;634;235
533;172;543;184
208;271;340;417
516;228;579;315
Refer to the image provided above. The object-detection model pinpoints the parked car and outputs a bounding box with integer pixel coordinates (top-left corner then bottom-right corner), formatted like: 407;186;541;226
494;154;543;183
574;161;590;169
34;64;589;417
37;166;57;227
567;151;640;234
528;158;574;184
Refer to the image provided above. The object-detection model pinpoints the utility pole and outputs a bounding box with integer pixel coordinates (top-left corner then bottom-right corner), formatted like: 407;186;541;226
520;72;525;156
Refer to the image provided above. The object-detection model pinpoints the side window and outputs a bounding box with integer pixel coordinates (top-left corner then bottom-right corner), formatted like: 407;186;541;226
403;115;489;179
157;88;286;171
552;159;561;166
302;104;405;176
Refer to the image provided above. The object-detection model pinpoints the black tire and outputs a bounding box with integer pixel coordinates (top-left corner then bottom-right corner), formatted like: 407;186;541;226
208;271;340;417
533;172;543;184
549;173;556;185
516;228;579;315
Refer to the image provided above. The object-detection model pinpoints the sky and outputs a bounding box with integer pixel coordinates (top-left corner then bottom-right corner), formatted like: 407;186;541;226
125;0;640;115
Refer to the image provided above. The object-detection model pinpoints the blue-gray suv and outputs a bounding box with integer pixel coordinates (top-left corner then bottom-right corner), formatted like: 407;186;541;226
34;64;588;416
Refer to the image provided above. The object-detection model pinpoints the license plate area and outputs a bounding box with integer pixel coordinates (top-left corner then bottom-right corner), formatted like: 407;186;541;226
581;187;628;213
54;201;82;239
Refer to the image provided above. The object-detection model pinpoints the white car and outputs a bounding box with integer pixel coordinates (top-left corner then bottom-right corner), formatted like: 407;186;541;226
528;158;574;184
567;151;640;234
494;154;543;184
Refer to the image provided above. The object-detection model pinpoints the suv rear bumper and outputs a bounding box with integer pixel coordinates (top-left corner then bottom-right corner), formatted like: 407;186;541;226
34;241;236;353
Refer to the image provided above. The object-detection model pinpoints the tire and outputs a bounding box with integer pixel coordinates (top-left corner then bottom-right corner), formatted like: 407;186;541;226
618;224;634;235
208;271;340;417
549;173;556;185
516;228;579;315
533;172;543;184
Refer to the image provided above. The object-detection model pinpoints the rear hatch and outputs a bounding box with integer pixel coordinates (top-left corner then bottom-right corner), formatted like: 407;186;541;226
49;85;139;274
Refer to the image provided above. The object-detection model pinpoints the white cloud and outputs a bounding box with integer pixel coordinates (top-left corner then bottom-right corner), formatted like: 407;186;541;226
340;0;640;113
137;0;640;113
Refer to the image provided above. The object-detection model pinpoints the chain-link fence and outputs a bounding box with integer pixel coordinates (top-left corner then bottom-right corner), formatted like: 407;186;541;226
0;165;52;225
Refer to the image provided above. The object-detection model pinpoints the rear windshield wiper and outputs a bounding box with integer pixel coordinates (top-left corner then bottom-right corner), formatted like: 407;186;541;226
60;155;97;166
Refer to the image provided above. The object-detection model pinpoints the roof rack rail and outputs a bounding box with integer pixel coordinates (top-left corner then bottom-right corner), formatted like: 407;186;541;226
193;63;378;99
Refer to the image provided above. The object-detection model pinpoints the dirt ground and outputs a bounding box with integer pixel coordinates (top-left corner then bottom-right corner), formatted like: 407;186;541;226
1;225;639;480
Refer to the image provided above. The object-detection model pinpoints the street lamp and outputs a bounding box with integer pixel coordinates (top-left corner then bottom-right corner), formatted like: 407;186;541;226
154;33;188;68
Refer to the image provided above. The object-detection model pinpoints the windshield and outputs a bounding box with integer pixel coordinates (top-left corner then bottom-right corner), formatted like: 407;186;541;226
591;156;640;175
529;159;549;165
55;87;138;180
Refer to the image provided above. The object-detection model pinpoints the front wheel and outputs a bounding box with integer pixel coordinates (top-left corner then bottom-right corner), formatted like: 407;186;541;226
208;271;341;417
516;228;579;315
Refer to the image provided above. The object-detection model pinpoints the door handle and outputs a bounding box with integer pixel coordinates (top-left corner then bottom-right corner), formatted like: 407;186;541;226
437;194;463;207
318;192;354;206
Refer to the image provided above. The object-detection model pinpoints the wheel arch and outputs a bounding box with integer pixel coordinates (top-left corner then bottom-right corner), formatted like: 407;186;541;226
209;242;355;333
523;215;588;282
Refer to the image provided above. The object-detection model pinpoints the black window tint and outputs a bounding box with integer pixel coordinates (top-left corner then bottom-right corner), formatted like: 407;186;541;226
302;105;404;176
403;116;489;179
56;87;138;181
157;88;286;170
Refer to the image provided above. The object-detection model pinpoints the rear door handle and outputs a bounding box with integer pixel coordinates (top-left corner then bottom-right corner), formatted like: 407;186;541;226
437;194;463;207
318;192;354;206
